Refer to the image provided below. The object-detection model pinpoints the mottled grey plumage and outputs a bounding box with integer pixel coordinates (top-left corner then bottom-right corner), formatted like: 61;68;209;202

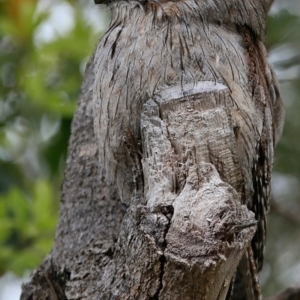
93;0;284;298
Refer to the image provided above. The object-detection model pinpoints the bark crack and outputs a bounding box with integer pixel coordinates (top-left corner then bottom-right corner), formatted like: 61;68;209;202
150;255;166;300
152;205;174;299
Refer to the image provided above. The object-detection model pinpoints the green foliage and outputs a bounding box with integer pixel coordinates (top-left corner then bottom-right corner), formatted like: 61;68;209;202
267;10;300;48
0;0;102;276
263;7;300;297
0;180;57;275
19;9;95;116
266;10;300;176
266;11;300;175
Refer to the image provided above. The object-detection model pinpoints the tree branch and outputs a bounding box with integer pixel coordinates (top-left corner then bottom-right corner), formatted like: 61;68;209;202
139;82;257;299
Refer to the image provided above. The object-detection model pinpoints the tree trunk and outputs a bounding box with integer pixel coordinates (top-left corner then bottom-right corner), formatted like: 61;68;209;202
21;0;286;299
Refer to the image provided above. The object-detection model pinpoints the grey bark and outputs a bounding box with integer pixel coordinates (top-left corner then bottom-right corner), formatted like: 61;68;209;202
21;0;285;299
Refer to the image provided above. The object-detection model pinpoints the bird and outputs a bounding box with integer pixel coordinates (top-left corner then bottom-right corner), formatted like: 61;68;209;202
92;0;285;298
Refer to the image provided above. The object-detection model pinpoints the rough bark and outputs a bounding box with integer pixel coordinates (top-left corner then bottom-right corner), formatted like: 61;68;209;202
20;53;124;300
20;68;256;300
21;0;285;299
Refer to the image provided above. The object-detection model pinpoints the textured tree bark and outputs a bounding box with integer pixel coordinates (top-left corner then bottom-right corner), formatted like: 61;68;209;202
20;53;123;300
21;0;285;299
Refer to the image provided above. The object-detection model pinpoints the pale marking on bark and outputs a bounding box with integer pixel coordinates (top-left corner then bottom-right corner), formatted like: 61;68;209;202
78;144;98;157
157;81;228;102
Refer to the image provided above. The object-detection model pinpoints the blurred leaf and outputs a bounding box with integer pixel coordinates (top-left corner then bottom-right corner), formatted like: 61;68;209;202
267;10;300;48
32;180;57;230
0;0;101;278
0;180;58;276
1;0;48;45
